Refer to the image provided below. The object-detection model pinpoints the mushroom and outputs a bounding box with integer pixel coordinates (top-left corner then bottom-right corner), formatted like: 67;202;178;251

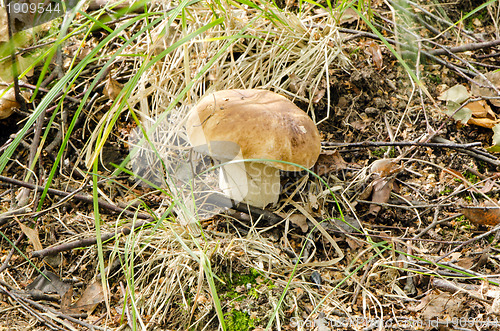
186;89;321;208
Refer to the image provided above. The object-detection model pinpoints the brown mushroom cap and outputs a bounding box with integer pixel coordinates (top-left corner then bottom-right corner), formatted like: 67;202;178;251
186;89;321;171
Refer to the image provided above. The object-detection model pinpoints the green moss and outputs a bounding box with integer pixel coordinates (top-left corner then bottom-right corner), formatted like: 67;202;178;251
460;219;471;229
463;170;479;184
440;187;453;195
216;268;273;301
371;147;396;158
372;148;385;158
428;74;441;84
225;310;256;331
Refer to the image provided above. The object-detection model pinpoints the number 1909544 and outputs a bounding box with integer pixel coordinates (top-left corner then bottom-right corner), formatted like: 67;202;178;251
5;1;61;14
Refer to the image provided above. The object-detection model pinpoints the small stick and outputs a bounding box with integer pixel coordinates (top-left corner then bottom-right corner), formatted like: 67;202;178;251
431;136;500;166
427;39;500;56
435;223;500;263
0;175;153;221
0;281;103;330
321;140;482;149
30;219;151;258
205;194;283;225
0;233;25;274
413;213;462;239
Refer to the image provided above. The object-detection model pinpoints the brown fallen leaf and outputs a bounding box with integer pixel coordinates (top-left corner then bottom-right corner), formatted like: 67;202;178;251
288;73;306;98
480;179;495;194
370;158;401;177
289;214;308;232
420;292;464;322
471;71;500;107
312;88;325;104
313;150;347;176
408;291;432;312
337;8;359;25
466;100;499;128
345;237;363;250
468;100;492;118
0;88;20;120
18;222;42;251
368;176;394;218
459;206;500;226
365;41;383;70
363;159;402;219
103;75;123;101
439;168;466;184
64;281;105;314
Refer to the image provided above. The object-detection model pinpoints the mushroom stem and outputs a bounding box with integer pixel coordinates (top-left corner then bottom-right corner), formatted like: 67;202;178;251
219;161;280;208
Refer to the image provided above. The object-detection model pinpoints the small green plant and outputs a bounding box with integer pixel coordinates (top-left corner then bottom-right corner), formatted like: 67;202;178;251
460;219;471;229
372;147;386;158
440;187;453;195
428;74;441;84
217;268;270;301
463;170;479;184
225;310;256;331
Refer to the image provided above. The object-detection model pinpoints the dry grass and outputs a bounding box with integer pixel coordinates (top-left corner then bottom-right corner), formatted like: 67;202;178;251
92;0;356;328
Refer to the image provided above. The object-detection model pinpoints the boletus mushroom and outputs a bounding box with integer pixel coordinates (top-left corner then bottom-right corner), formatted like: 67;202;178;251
186;89;321;208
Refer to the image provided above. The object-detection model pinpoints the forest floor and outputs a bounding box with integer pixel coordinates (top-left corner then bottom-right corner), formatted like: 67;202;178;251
1;0;500;330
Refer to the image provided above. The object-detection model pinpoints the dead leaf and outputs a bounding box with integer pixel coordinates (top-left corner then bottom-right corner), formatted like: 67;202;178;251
370;158;401;177
444;101;473;125
368;177;394;217
288;73;306;98
312;88;325;104
61;287;74;311
456;257;475;269
471;71;500;107
18;223;42;251
492;123;500;146
439;168;466;184
466;100;499;128
351;113;372;131
362;159;402;218
468;116;499;129
408;291;432;312
421;292;463;321
468;100;491;118
0;88;20;119
358;183;373;200
338;8;359;25
289;214;308;232
103;75;123;101
480;179;495;194
365;41;383;70
438;85;475;125
0;8;8;43
438;84;470;103
459;206;500;226
313;150;347;176
26;271;71;297
493;297;500;314
345;237;362;250
65;281;105;314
